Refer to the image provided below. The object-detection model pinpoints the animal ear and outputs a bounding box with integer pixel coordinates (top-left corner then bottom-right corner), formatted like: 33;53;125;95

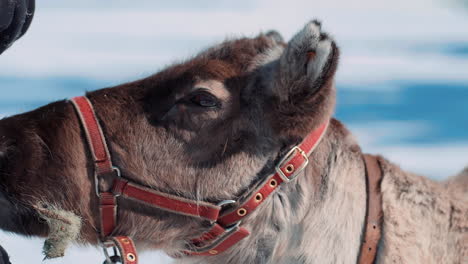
266;20;338;139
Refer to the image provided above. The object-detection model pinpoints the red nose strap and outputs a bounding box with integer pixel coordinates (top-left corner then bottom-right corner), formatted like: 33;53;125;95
71;95;329;259
112;178;221;222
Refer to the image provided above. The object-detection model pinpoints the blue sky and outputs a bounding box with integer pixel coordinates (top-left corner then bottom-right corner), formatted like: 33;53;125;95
0;1;467;263
2;0;468;83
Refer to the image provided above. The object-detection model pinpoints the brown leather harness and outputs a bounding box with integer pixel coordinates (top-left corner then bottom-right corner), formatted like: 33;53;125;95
359;155;384;264
70;96;383;263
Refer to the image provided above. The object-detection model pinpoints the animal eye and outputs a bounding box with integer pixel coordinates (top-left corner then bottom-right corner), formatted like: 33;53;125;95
190;91;219;108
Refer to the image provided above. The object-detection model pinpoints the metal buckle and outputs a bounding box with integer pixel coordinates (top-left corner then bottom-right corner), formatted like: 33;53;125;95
101;242;122;264
275;146;309;183
213;200;237;225
95;166;122;197
217;200;236;207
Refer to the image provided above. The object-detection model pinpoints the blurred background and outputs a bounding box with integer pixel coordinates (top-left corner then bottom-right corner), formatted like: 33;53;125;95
0;0;467;263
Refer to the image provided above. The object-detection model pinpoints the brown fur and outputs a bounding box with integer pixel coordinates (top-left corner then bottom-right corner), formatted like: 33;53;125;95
0;21;466;263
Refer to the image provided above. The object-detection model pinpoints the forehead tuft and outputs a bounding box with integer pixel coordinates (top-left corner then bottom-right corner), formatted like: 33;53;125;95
199;36;275;72
189;59;238;81
148;36;275;92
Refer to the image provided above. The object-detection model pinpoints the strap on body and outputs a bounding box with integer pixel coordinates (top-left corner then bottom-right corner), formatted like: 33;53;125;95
358;154;384;264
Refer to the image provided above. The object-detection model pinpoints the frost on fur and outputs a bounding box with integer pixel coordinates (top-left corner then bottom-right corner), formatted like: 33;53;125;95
34;204;81;259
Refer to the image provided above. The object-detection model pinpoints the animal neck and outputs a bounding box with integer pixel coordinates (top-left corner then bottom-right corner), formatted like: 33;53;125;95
179;119;368;264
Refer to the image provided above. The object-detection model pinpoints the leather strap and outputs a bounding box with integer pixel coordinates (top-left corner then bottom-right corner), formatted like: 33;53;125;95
71;97;139;264
358;154;383;264
218;122;328;227
99;192;117;238
185;121;329;256
112;178;221;222
191;224;227;245
104;236;138;264
183;224;250;256
71;96;113;175
72;96;118;239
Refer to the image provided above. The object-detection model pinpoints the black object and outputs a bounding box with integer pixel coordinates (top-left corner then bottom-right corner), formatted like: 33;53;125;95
102;247;123;264
0;0;35;54
0;244;11;264
103;255;122;264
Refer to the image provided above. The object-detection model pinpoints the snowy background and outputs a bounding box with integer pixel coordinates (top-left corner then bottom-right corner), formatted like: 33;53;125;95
1;0;467;263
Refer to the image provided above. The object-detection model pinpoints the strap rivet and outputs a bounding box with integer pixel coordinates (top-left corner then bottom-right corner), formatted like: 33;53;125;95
269;179;278;187
237;208;247;216
209;250;218;255
254;193;263;202
127;253;136;262
121;238;130;244
285;164;294;173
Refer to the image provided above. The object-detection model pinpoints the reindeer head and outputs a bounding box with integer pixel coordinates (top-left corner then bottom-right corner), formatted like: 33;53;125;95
0;21;338;257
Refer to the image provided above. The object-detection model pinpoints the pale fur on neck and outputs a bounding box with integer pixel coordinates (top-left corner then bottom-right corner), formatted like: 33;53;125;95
377;158;468;263
172;119;468;263
176;120;368;264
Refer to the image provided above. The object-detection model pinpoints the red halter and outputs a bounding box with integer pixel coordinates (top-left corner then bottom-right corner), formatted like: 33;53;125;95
71;96;329;262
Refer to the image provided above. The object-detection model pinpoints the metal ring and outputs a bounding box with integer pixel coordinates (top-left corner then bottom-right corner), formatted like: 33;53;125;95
254;193;263;202
112;166;122;177
237;208;247;216
217;199;236;207
95;167;122;197
269;179;278;187
126;253;136;262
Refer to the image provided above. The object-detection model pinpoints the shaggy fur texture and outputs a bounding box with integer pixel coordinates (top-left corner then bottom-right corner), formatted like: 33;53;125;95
0;20;466;263
377;162;468;264
34;204;81;259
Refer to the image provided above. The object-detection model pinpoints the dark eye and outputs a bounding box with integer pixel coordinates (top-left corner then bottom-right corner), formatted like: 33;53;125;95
190;91;220;108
